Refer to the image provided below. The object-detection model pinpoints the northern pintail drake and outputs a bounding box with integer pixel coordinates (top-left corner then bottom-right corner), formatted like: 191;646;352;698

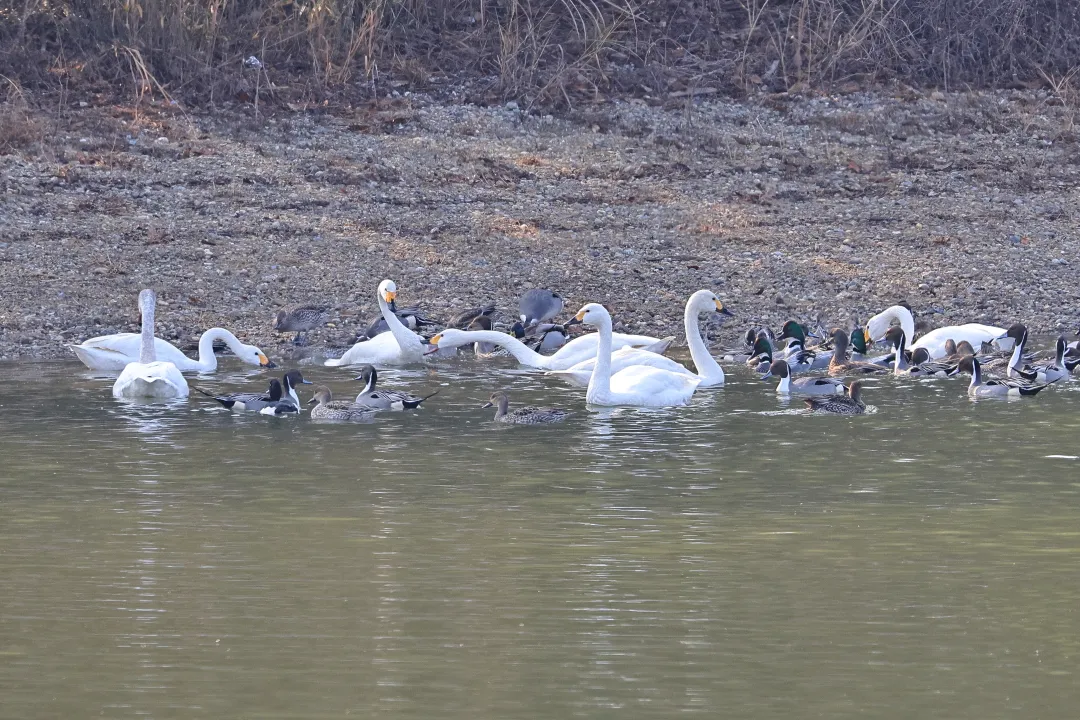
482;391;571;424
274;305;330;345
828;329;890;377
73;324;274;373
782;337;832;371
325;280;427;366
307;386;379;421
1010;333;1069;385
352;365;438;410
867;304;1008;359
804;380;867;415
571;303;701;407
982;325;1035;373
519;289;564;327
524;322;570;353
957;356;1051;397
761;359;845;396
194;377;285;412
112;289;190;399
547;290;730;388
429;325;672;371
901;348;957;378
280;369;312;408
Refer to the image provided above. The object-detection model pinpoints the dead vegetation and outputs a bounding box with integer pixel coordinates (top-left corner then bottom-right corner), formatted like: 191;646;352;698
1;0;1080;110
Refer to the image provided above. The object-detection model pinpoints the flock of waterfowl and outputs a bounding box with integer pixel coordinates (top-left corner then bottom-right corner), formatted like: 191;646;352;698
70;279;1080;423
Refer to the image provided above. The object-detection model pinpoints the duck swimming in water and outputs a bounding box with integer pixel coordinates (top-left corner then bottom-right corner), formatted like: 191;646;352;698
804;380;867;415
482;391;571;424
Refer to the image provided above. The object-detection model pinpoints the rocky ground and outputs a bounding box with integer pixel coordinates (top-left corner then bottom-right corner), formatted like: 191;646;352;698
2;86;1079;362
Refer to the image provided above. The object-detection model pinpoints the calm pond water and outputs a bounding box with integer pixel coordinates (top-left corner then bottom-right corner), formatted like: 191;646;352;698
2;355;1080;719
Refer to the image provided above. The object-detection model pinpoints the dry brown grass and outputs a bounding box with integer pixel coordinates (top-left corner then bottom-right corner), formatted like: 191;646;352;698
0;75;43;154
1;0;1079;108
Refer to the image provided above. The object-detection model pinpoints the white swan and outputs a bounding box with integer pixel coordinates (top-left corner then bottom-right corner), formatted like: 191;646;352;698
429;326;672;371
72;326;273;372
866;305;1007;360
112;290;189;399
548;290;731;387
574;303;700;407
325;279;426;366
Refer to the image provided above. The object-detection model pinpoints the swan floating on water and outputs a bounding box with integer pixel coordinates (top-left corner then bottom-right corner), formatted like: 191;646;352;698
429;324;671;371
112;290;189;400
325;279;427;366
72;323;274;372
548;290;731;387
572;302;701;407
867;305;1007;360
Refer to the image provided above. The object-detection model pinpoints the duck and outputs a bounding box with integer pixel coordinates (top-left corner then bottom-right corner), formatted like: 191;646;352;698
804;381;867;415
1010;334;1069;384
901;348;957;378
449;304;497;329
72;323;274;373
828;329;890;377
325;280;427;366
352;365;438;410
468;316;524;358
274;305;330;345
482;391;571;424
866;304;1007;359
519;289;563;327
782;336;832;371
524;322;570;353
359;303;440;341
721;327;775;363
278;369;312;408
112;289;190;399
571;303;701;407
957;355;1051;397
548;290;731;387
194;377;285;412
307;386;379;421
428;325;673;371
760;359;846;396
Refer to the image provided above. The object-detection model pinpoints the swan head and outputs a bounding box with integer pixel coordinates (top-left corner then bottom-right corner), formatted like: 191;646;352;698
378;279;397;305
867;305;912;342
237;342;275;368
429;328;470;349
138;288;157;313
689;290;733;317
572;303;611;328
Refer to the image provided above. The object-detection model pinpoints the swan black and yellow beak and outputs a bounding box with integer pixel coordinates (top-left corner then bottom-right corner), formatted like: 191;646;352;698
567;309;586;326
430;333;443;345
713;299;734;317
383;290;396;304
259;352;276;368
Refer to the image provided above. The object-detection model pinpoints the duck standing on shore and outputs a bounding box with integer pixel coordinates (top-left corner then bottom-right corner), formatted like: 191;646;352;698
274;305;330;345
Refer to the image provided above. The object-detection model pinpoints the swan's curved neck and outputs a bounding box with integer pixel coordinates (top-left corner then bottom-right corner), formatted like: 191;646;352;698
684;302;724;382
452;330;546;366
588;317;614;399
139;301;157;364
886;306;916;346
380;293;417;350
197;328;245;370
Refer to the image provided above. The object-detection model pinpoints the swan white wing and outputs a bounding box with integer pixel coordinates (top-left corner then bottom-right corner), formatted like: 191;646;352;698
112;361;189;399
325;331;423;367
546;333;668;370
550;349;692;387
912;324;1006;359
73;334;201;371
601;365;701;407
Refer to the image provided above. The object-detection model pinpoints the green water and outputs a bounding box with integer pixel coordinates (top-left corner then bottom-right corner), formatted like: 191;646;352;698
2;358;1080;719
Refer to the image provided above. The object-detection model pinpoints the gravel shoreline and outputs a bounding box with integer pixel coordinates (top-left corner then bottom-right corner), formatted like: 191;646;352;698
2;88;1078;363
